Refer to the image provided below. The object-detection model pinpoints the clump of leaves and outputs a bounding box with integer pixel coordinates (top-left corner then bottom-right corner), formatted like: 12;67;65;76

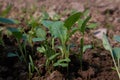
40;10;95;70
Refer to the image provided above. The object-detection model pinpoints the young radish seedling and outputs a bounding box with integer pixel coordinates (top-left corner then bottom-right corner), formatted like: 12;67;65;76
41;11;94;70
102;34;120;79
41;12;82;69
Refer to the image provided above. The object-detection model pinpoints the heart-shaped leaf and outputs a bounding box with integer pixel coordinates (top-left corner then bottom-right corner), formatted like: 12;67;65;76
50;21;67;44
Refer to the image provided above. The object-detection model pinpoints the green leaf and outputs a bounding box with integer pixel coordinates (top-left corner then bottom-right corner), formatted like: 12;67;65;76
64;12;82;30
53;58;71;67
0;17;16;24
113;47;120;59
51;21;66;37
32;38;45;42
83;45;92;52
80;16;91;34
7;27;19;32
83;9;90;17
1;4;12;17
7;52;18;57
102;34;112;53
29;55;34;72
87;23;97;29
111;67;116;70
22;34;27;41
37;46;46;53
28;17;38;27
13;32;22;39
42;11;50;20
114;35;120;42
36;28;46;40
57;58;71;63
78;19;84;29
53;63;68;67
50;21;67;44
42;21;67;44
41;20;53;28
7;27;22;39
48;53;60;60
52;13;61;20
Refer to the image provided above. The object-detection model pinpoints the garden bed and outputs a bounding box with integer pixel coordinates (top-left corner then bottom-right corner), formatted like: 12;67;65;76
0;0;120;80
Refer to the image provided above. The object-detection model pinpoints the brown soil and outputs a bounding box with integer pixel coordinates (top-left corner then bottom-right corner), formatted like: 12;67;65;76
0;0;120;80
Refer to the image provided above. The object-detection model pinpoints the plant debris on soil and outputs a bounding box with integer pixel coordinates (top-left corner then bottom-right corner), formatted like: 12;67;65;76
0;0;120;80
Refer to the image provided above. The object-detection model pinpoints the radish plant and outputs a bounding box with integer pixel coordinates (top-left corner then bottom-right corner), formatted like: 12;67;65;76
40;11;94;70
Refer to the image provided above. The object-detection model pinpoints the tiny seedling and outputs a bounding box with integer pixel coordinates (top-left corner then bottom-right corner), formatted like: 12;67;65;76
28;55;40;79
78;15;91;68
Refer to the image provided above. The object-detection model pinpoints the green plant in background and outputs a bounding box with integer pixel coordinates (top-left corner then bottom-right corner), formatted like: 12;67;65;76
0;17;26;60
26;16;40;46
102;34;120;79
0;4;12;17
0;17;40;79
7;27;27;64
0;17;17;24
